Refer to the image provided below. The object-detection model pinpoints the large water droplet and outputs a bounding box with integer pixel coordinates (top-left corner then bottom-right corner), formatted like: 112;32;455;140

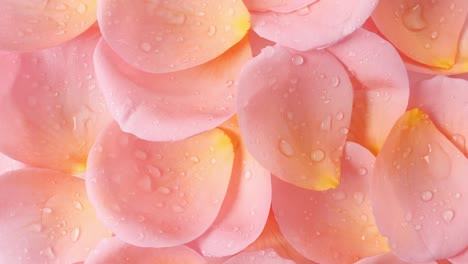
291;55;304;66
420;191;433;201
402;4;427;31
442;210;455;223
278;139;295;157
310;149;325;162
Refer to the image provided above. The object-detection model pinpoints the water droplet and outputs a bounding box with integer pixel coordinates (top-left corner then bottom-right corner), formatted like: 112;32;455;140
244;170;252;180
134;150;147;160
157;186;171;195
310;149;325;162
278;139;295;157
442;210;454;223
402;4;427;31
336;112;344;121
414;224;422;231
190;156;200;163
354;192;365;204
331;76;340;87
332;191;346;201
291;54;304;65
455;193;462;199
42;207;53;214
421;191;433;201
208;25;217;36
431;31;439;39
70;227;80;242
320;115;332;131
73;201;83;211
172;205;185;213
140;42;152;52
358;168;367;176
76;3;87;14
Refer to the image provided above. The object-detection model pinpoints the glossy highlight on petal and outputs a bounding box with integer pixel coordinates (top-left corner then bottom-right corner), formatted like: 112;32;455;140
97;0;250;73
237;45;353;190
86;122;234;248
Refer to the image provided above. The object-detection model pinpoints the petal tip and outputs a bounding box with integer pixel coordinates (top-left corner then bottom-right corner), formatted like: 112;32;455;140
403;108;429;127
314;173;340;191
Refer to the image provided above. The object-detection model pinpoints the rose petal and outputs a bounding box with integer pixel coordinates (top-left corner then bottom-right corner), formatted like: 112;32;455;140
354;253;437;264
0;27;110;174
97;0;250;73
449;247;468;264
223;249;295;264
86;122;234;247
237;45;353;190
0;152;25;175
85;237;206;264
327;28;409;154
372;0;468;70
272;142;388;264
0;169;111;264
409;76;468;156
248;30;274;57
94;36;251;142
0;1;97;51
373;109;468;262
243;0;317;13
190;117;271;257
251;0;378;51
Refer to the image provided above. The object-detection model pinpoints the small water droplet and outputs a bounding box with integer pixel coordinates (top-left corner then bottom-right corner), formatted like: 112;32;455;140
421;191;433;201
310;149;325;162
70;227;80;242
190;156;200;163
157;186;171;195
442;210;454;223
336;112;344;121
208;25;217;36
358;168;367;176
73;201;83;211
42;208;53;214
431;31;439;39
291;55;304;65
320;115;332;131
140;42;152;52
402;4;427;31
278;139;295;157
244;170;252;180
354;192;365;204
331;76;340;87
134;150;147;160
172;205;185;213
332;191;346;201
76;3;87;14
455;193;462;199
414;224;422;231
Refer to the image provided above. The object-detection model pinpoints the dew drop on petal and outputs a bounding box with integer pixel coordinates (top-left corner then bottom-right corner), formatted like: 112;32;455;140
291;55;304;65
278;139;295;157
402;4;427;31
70;227;80;242
421;191;433;201
442;210;455;223
310;149;325;162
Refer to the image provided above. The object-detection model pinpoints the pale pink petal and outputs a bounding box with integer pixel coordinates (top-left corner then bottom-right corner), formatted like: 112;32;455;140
0;152;25;175
237;45;353;190
272;142;388;264
449;247;468;264
0;169;112;264
97;0;250;73
86;122;234;247
0;1;97;51
372;0;468;70
355;253;437;264
373;109;468;262
243;0;317;13
94;37;251;142
409;76;468;156
223;249;295;264
190;117;271;257
0;27;111;174
251;0;378;51
85;237;206;264
327;28;409;154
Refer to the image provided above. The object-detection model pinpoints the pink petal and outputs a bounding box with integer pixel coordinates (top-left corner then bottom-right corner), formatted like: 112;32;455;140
251;0;378;51
248;30;274;57
223;249;295;264
190;117;271;257
373;109;468;262
327;28;409;154
86;122;234;247
237;45;353;190
85;237;205;264
0;1;97;51
94;37;251;142
0;152;25;175
0;27;111;174
355;253;438;264
409;76;468;156
372;0;468;70
0;169;111;263
272;142;389;264
243;0;317;13
97;0;250;73
449;248;468;264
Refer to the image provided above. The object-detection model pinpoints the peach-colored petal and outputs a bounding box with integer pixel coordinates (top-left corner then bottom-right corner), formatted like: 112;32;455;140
409;76;468;156
372;0;468;70
251;0;378;51
243;0;317;13
97;0;250;73
93;37;251;142
85;237;206;264
190;117;271;257
272;142;388;264
373;109;468;262
327;28;409;154
355;253;438;264
86;122;234;248
223;249;295;264
0;1;97;51
0;169;111;264
237;45;353;190
0;27;110;174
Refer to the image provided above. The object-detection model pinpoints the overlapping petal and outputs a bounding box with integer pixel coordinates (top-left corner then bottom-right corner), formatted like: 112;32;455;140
237;44;353;190
0;27;110;174
373;109;468;262
0;153;25;175
85;237;206;264
86;122;234;247
0;1;97;51
355;253;438;264
409;76;468;156
251;0;378;51
93;36;251;142
272;142;388;264
243;0;317;13
97;0;250;73
0;169;111;264
372;0;468;73
327;28;409;154
223;249;295;264
190;117;271;257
